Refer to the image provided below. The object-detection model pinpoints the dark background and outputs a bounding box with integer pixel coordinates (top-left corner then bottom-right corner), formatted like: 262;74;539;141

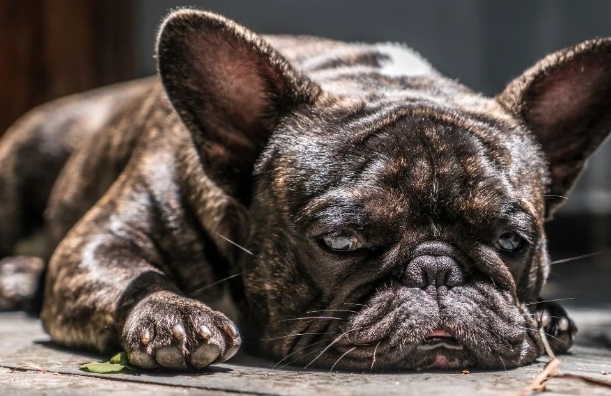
1;0;610;306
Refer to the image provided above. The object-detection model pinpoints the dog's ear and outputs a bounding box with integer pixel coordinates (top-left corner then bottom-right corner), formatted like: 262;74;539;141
157;10;320;202
497;38;611;218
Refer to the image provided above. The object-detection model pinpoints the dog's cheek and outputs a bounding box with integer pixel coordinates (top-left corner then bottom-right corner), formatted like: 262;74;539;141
243;258;320;358
445;282;542;367
516;239;550;304
240;229;319;342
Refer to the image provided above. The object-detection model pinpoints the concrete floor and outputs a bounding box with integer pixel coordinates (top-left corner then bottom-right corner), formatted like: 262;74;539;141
1;310;610;396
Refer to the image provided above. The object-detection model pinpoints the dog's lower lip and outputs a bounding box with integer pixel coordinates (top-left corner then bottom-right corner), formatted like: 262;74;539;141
417;341;463;351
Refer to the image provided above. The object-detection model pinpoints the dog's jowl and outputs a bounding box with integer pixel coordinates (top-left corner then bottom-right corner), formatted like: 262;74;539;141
1;9;610;370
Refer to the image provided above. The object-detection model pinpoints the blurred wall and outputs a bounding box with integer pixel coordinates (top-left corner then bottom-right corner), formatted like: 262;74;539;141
0;0;136;134
135;0;611;217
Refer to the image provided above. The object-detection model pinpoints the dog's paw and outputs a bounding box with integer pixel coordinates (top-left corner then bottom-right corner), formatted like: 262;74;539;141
536;300;577;354
0;256;44;311
122;291;240;370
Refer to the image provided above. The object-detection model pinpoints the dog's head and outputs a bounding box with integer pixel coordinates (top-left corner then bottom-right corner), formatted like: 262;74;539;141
157;10;611;370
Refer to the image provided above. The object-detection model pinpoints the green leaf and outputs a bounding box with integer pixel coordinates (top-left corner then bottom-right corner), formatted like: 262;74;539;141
109;352;131;366
80;352;136;374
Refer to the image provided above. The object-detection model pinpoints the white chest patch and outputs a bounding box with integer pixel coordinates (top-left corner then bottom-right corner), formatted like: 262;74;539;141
376;43;435;77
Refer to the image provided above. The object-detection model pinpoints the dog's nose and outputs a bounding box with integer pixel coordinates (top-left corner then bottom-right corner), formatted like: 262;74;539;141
403;255;465;289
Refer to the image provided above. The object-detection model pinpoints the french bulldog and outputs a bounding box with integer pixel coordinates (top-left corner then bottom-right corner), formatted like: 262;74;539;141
0;9;608;371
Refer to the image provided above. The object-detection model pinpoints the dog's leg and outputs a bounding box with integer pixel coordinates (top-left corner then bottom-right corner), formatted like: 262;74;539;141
40;179;241;369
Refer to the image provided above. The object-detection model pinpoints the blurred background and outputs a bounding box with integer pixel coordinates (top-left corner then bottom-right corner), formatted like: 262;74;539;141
1;0;609;306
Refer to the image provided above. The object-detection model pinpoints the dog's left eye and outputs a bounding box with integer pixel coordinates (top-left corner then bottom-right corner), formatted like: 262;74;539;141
322;235;363;252
496;232;525;253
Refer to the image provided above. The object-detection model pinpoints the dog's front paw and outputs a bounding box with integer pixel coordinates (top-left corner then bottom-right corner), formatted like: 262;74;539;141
536;300;577;354
122;291;241;369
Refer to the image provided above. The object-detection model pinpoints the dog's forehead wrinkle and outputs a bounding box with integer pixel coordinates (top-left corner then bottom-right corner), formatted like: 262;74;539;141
284;115;534;239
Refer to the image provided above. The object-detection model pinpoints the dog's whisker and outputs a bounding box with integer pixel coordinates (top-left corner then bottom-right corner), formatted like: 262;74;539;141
513;324;542;332
544;332;570;346
497;355;508;371
330;347;356;371
277;346;329;370
525;297;575;306
371;340;381;371
488;330;514;348
550;252;601;265
298;326;365;369
339;325;357;344
192;272;242;295
213;232;254;256
543;194;569;200
524;312;566;320
280;316;343;322
305;333;347;369
343;302;365;307
307;309;358;314
273;339;332;369
261;332;328;341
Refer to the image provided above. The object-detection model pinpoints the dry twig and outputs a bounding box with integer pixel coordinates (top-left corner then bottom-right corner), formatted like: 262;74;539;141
500;327;611;395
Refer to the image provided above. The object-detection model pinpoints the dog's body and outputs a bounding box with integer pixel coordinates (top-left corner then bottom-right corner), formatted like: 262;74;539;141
1;10;610;371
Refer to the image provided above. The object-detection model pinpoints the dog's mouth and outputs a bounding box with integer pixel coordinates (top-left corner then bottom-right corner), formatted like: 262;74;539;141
415;329;466;369
268;278;543;371
417;329;463;351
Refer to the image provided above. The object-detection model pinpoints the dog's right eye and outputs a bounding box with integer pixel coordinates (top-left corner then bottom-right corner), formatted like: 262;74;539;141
496;232;526;253
322;235;363;252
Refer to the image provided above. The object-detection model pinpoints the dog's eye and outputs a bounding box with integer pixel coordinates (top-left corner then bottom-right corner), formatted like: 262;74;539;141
496;232;525;253
322;235;363;252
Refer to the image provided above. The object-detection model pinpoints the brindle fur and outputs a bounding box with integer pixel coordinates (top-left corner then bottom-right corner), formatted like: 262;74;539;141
0;9;609;370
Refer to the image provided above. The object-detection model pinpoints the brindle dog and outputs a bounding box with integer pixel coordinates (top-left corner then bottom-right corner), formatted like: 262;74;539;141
1;9;609;371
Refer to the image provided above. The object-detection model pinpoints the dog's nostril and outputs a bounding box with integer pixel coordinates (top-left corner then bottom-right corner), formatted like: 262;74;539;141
403;255;465;289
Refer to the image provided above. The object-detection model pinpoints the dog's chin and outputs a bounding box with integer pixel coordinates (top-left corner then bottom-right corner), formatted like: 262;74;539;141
282;339;474;371
273;279;543;371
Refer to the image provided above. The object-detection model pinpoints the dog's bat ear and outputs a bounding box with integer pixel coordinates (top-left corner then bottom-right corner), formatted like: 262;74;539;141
157;9;320;202
497;38;611;218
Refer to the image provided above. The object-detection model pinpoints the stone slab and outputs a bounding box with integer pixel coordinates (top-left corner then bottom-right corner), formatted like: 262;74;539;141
1;311;610;395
